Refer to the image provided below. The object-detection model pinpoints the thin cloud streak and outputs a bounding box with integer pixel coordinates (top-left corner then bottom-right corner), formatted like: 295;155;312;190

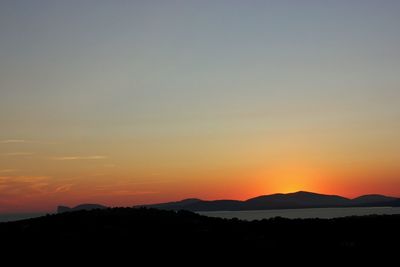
2;152;35;156
0;175;51;196
52;156;108;161
0;175;74;200
0;139;57;145
0;169;18;173
53;183;74;193
0;139;29;144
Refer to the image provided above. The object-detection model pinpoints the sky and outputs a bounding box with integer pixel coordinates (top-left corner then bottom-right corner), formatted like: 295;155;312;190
1;0;400;213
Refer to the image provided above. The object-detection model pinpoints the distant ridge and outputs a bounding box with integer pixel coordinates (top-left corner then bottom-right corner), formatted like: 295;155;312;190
352;194;397;205
138;191;400;212
57;204;107;213
58;191;400;213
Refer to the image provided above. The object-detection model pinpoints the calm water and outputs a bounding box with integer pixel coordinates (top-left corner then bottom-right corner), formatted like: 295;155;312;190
199;207;400;220
0;213;48;223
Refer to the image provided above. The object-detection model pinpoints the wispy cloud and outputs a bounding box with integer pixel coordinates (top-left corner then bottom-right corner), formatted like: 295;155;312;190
53;183;74;193
2;152;35;156
0;139;57;145
0;169;18;173
0;175;74;198
0;139;29;144
52;155;108;161
0;175;50;195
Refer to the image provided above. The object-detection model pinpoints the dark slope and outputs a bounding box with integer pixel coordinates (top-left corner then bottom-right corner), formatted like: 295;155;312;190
1;208;399;262
141;198;202;210
57;203;107;213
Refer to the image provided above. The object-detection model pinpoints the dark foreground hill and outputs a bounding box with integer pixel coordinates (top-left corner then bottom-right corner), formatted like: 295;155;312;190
1;207;399;263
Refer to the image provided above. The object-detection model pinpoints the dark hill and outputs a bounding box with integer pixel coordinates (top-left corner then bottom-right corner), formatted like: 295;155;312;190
0;208;399;262
141;198;202;210
244;191;350;209
57;203;107;213
351;194;397;205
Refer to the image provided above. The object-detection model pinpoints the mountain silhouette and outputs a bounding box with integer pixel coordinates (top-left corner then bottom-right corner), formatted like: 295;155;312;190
244;191;350;209
57;203;107;213
351;194;397;205
57;191;399;213
139;191;400;211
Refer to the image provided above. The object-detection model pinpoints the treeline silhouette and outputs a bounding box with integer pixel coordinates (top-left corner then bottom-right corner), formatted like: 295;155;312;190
1;207;399;263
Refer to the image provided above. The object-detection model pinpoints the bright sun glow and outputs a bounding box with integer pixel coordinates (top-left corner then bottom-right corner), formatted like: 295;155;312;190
262;163;323;194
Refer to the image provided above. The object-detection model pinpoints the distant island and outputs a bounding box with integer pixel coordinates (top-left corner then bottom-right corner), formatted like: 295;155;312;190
58;191;400;213
141;191;400;211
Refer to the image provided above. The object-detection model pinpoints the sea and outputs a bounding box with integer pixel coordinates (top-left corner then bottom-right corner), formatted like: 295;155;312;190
199;206;400;220
0;212;49;223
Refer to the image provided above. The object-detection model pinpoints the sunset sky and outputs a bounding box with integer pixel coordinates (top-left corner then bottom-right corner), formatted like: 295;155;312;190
1;1;400;213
